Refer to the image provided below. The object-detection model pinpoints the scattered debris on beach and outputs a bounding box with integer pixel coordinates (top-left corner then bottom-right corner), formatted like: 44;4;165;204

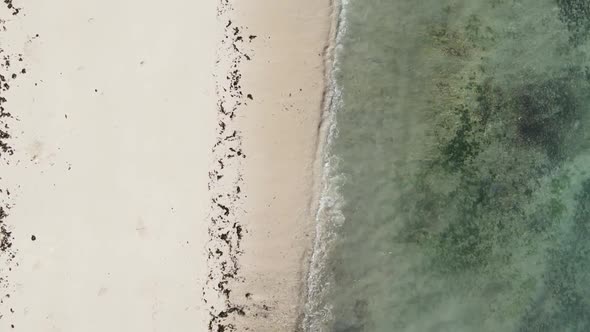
204;2;263;331
0;3;31;329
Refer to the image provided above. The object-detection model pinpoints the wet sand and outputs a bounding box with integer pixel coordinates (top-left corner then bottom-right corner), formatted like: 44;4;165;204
204;0;335;331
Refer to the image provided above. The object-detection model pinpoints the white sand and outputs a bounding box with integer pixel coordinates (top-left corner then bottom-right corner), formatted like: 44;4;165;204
0;0;334;331
2;1;217;331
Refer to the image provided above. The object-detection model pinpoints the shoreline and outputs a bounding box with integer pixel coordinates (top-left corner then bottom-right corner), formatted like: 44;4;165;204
297;0;342;328
301;0;347;331
303;0;346;330
205;0;336;331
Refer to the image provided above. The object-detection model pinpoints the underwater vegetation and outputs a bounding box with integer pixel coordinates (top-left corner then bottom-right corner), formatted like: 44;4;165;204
403;0;590;262
406;66;590;266
512;78;578;160
325;0;590;330
396;0;590;327
440;105;481;169
557;0;590;45
518;179;590;332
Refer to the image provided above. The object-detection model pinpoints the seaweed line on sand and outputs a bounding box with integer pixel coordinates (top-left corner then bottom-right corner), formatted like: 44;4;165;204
202;1;258;331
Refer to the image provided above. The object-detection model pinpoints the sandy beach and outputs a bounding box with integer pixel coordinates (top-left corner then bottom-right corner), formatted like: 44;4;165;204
205;0;334;331
0;0;334;331
2;0;217;331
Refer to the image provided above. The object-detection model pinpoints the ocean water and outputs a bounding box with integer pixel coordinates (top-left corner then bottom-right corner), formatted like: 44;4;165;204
307;0;590;331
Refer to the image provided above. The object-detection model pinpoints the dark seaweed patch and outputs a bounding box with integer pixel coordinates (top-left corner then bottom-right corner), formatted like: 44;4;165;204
557;0;590;46
441;105;480;170
511;78;578;160
2;0;20;16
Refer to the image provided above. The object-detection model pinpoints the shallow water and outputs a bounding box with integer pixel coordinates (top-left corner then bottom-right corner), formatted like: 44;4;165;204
312;0;590;331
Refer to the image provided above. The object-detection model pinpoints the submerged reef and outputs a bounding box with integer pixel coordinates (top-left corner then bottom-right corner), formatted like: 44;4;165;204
557;0;590;45
512;77;578;159
396;1;590;328
518;179;590;331
426;70;588;273
327;0;590;330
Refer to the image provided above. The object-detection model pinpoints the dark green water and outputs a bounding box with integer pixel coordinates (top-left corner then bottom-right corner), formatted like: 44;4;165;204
309;0;590;331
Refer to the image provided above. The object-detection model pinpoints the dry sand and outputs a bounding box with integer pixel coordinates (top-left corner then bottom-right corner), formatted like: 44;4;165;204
1;1;217;331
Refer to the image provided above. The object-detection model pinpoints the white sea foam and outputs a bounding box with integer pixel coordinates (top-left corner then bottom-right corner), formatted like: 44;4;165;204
302;0;349;330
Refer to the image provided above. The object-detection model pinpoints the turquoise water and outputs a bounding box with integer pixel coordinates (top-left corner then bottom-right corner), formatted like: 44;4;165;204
309;0;590;331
